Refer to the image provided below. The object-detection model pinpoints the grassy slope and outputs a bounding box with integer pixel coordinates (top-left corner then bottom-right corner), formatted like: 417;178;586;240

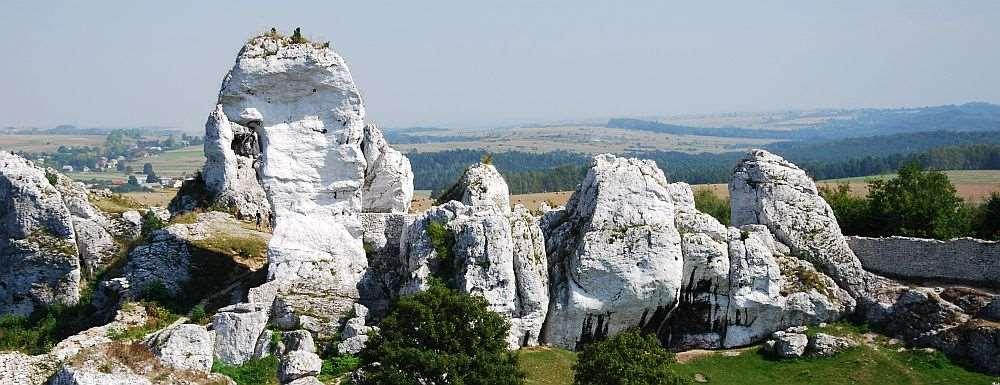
518;324;1000;385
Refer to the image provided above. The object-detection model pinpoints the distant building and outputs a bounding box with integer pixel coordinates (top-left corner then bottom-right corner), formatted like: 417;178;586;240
82;166;90;172
61;165;74;172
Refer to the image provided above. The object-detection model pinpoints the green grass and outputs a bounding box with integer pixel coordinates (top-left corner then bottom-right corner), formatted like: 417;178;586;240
517;323;999;385
519;347;578;385
107;302;179;341
672;345;999;385
142;145;205;177
211;355;280;385
318;354;361;382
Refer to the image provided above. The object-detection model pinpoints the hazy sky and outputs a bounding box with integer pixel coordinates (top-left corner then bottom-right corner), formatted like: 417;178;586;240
2;1;999;132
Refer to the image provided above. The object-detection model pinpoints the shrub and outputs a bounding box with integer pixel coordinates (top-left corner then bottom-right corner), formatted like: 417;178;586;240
189;304;207;324
972;193;1000;240
692;188;730;226
107;302;178;341
356;286;524;385
425;221;457;288
866;163;969;239
318;354;361;382
0;291;100;354
140;209;165;238
573;328;682;385
819;182;871;236
211;355;280;385
290;27;308;44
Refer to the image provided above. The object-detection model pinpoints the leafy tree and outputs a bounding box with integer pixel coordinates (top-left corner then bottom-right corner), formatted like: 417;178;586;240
104;129;129;158
819;182;871;236
357;286;524;385
866;163;969;239
573;328;682;385
973;193;1000;240
143;162;154;175
145;172;159;184
127;175;139;186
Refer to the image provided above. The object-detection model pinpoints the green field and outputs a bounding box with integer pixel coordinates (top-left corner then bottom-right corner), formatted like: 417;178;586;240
0;134;107;152
517;324;999;385
64;145;205;183
823;170;1000;185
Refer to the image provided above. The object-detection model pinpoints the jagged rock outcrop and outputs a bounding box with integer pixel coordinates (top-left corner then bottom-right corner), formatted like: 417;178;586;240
358;213;414;317
48;172;119;278
202;103;271;220
542;154;684;349
145;324;214;373
361;123;414;213
399;163;548;348
436;163;511;213
730;149;889;300
212;34;370;337
1;152;82;316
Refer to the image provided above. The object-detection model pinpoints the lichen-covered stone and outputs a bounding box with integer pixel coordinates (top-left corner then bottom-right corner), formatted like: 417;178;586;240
212;302;269;365
145;323;214;373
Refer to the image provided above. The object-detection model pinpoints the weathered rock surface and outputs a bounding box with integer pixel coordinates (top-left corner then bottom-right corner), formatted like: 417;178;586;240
278;350;322;383
730;149;890;301
509;204;549;347
358;212;414;317
49;366;152;385
437;163;511;213
212;302;270;365
542;154;683;349
0;152;81;316
361;123;413;213
214;34;369;335
202;103;271;220
145;323;214;373
808;333;857;357
771;331;808;358
0;351;57;385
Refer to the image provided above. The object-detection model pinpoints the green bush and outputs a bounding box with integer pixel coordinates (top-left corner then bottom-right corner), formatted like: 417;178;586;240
972;193;1000;240
573;328;682;385
319;354;361;382
356;286;524;385
692;188;730;226
426;221;457;288
140;209;165;238
211;355;280;385
819;182;871;236
866;163;970;239
0;292;100;354
189;304;207;324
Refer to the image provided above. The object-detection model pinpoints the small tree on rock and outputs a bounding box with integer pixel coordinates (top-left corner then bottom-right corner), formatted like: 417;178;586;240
867;163;969;239
573;328;682;385
356;286;524;385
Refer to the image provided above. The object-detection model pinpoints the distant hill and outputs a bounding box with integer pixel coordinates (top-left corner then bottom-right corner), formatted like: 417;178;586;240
609;102;1000;141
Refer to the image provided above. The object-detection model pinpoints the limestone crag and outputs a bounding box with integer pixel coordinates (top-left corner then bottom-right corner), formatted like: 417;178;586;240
399;163;548;348
361;123;414;213
1;152;81;316
542;154;684;349
202;104;271;220
218;35;370;330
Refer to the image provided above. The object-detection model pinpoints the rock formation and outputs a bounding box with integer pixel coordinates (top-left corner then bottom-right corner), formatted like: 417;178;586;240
361;123;414;213
542;154;684;349
202;104;271;220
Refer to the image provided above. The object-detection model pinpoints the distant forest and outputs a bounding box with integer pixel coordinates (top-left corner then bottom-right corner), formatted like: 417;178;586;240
409;130;1000;195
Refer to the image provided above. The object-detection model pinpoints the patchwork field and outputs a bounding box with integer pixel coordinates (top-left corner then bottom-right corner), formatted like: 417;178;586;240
0;134;106;152
391;125;777;154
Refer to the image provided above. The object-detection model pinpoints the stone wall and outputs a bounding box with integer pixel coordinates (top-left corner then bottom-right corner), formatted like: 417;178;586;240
847;236;1000;287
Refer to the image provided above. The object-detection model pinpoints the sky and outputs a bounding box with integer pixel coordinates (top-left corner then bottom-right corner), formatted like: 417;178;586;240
1;1;999;132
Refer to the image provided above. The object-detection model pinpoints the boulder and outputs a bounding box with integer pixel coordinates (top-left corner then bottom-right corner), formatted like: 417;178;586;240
437;163;511;213
212;302;270;365
278;350;322;383
772;332;808;358
286;377;324;385
542;154;684;349
0;151;81;316
337;335;370;355
282;330;316;353
123;227;192;298
145;323;214;373
361;123;414;213
808;333;856;357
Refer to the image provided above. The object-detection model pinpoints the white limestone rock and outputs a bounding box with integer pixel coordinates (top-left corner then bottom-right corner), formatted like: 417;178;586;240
49;366;152;385
542;154;684;349
145;323;214;373
212;302;270;365
0;351;57;385
278;350;322;383
438;163;511;213
123;226;192;298
808;333;856;356
201;103;271;219
216;35;369;330
361;123;414;213
286;377;324;385
508;204;549;347
121;210;143;238
0;152;81;316
358;212;414;317
729;149;890;301
282;330;316;354
772;332;808;358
